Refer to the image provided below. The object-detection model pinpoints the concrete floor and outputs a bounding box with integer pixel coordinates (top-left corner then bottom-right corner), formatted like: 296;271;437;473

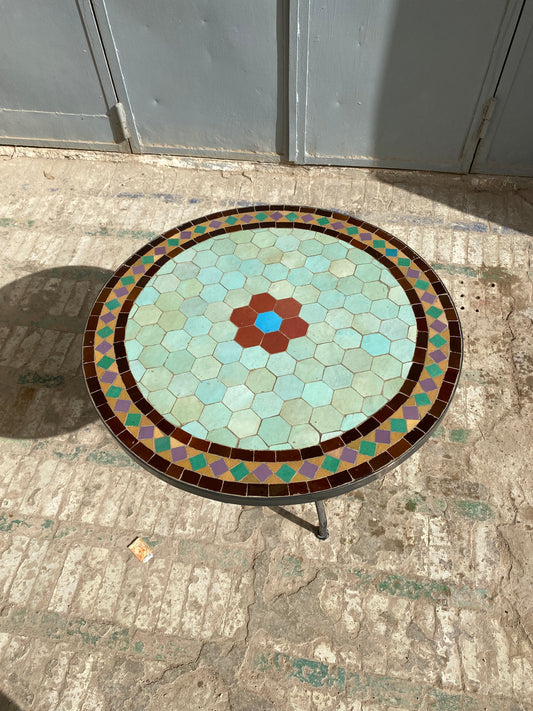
0;146;532;711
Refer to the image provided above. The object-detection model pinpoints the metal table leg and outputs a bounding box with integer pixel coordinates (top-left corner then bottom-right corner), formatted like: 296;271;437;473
315;500;329;540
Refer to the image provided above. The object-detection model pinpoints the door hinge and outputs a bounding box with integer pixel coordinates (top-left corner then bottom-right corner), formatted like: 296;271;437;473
108;102;130;142
477;97;496;141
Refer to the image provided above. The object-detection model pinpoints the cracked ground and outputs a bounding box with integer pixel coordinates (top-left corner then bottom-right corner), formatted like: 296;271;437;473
0;147;532;710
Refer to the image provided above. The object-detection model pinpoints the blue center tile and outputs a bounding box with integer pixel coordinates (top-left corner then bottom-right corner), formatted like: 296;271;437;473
255;311;282;333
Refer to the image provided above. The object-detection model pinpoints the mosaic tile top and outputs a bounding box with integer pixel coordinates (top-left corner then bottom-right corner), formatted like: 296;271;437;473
83;206;462;504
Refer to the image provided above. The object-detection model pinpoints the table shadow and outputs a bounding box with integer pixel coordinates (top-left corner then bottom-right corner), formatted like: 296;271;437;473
269;505;317;535
0;689;21;711
0;266;113;439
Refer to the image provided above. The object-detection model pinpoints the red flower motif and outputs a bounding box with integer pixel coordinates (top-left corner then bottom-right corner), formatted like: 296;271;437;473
231;293;308;355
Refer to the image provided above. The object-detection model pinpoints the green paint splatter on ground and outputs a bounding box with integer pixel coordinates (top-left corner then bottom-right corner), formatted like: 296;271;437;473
430;425;445;439
277;554;303;578
17;372;64;388
378;574;450;602
143;537;161;548
452;500;494;521
432;263;478;278
87;449;136;468
0;514;31;532
449;428;470;443
41;519;53;530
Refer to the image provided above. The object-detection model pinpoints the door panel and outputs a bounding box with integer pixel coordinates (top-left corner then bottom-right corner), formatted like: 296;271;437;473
0;0;128;151
472;2;533;176
98;0;288;160
300;0;522;171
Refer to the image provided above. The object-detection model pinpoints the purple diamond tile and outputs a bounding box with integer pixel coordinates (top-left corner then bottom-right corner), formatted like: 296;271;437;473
101;312;116;324
375;430;391;444
210;459;229;477
154;246;166;255
241;214;253;223
180;231;192;240
301;213;314;222
209;220;222;228
139;425;155;439
430;350;446;363
270;211;283;220
331;221;344;230
132;265;146;275
359;232;372;241
340;447;357;464
402;406;419;420
114;286;128;297
422;292;436;304
171;446;188;462
101;371;117;384
114;399;130;413
420;378;438;392
407;268;420;278
299;461;318;479
253;463;273;482
432;320;447;333
96;341;112;354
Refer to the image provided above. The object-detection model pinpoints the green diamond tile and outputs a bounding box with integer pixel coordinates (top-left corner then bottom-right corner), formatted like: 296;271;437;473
106;385;122;398
141;255;154;264
415;279;430;289
426;363;444;377
254;212;268;221
359;441;377;456
276;464;296;483
427;306;444;319
390;418;408;433
414;392;431;406
121;275;135;285
189;453;207;471
285;212;299;221
372;239;386;248
225;215;238;225
155;436;171;452
105;298;120;311
97;355;114;369
97;326;113;338
346;226;359;235
429;333;447;348
125;413;142;427
398;258;411;266
322;455;340;473
231;462;249;481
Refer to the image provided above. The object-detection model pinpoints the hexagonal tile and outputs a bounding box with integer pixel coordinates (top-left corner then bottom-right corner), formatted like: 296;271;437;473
228;410;261;438
299;302;327;324
266;352;296;376
193;250;217;268
351;312;381;335
334;328;362;349
125;339;143;361
171;395;203;425
398;304;416;325
138;344;168;368
299;238;323;257
361;333;391;356
253;230;277;249
240;258;264;276
201;284;228;304
355;263;382;281
362;280;388;300
326;308;353;330
362;394;387;416
280;398;312;426
188;334;216;358
287;267;313;286
147;388;174;415
191;355;221;380
342;348;373;372
221;270;246;290
152;273;179;293
161;329;191;352
168;372;200;397
345;294;371;315
213;340;243;364
137;324;165;346
133;304;162;326
218;362;248;386
329;258;355;278
158;311;187;332
307;322;335;345
390;338;416;362
372;353;402;380
289;424;318;449
281;251;306;269
135;286;159;306
252;391;283;418
295;357;324;382
318;289;345;309
223;384;254;411
331;387;364;415
177;278;202;298
184;315;211;336
315;342;344;366
212;237;236;256
199;402;231;429
310;405;343;434
275;231;300;252
379;318;409;340
263;263;289;282
302;381;333;407
370;298;399;320
258;416;291;446
155;292;184;311
390;285;410;306
274;374;305;399
141;366;172;391
323;364;353;389
209;428;238;447
196;378;226;404
240;345;269;370
383;376;405;399
209;321;237;343
352;370;384;398
164;349;194;374
305;254;329;272
246;368;276;394
311;272;337;291
286;336;316;360
322;242;348;260
337;275;363;296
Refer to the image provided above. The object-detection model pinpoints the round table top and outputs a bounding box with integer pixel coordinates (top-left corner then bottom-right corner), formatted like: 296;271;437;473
83;205;462;505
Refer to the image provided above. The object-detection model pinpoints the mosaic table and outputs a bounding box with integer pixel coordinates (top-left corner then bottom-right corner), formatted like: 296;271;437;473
83;205;462;539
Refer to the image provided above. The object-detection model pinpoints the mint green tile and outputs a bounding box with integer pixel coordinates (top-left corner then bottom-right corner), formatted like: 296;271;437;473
362;280;388;300
372;354;402;380
390;338;416;362
196;378;226;404
252;392;283;419
168;372;200;397
323;365;353;389
302;381;333;407
258;416;291;446
310;405;343;434
345;294;371;315
184;315;211;336
327;309;353;330
362;394;386;416
355;263;381;282
137;324;165;346
221;270;246;289
359;441;377;457
370;299;399;320
141;366;172;391
164;349;194;374
246;368;276;394
188;335;216;358
398;304;416;325
189;453;207;471
155;292;184;311
299;302;327;324
280;398;312;426
134;286;159;306
161;330;191;352
125;339;143;361
129;360;145;381
133;304;161;326
214;340;242;364
295;358;324;383
240;346;269;370
323;455;340;473
209;428;238;448
228;410;260;438
125;413;142;427
318;289;345;309
223;384;254;411
153;274;179;293
181;296;208;317
352;370;384;398
138;344;167;368
361;333;390;356
311;272;336;290
267;352;296;377
286;336;316;360
322;242;348;260
379;318;409;341
199;402;231;429
331;387;363;415
274;374;305;399
209;321;238;343
218;362;248;386
287;267;313;286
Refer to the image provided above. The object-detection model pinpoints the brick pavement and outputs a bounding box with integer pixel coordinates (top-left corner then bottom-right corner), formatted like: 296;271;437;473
0;147;532;710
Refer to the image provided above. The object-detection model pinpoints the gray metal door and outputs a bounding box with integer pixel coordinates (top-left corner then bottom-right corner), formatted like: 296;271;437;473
290;0;525;172
471;1;533;176
0;0;129;151
91;0;287;160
